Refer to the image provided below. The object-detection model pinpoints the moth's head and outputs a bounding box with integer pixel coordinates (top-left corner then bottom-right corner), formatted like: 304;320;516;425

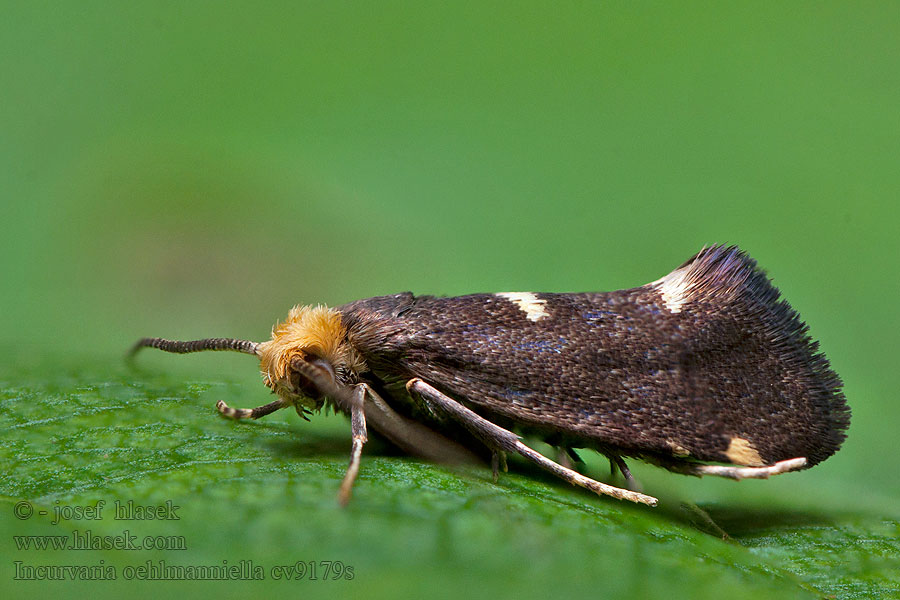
129;304;365;413
257;304;366;411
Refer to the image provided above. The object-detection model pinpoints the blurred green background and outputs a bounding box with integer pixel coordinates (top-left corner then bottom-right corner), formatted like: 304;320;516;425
2;2;898;599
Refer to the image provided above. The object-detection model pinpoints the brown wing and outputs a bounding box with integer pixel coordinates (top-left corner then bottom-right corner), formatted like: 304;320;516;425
341;246;849;467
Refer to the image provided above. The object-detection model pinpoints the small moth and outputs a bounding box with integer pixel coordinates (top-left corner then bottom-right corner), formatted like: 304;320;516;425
131;245;849;507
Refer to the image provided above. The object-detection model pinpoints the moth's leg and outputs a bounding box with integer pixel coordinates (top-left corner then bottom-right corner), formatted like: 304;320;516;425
491;451;509;482
565;447;584;467
680;457;807;480
556;448;576;471
553;447;585;472
216;398;286;420
406;378;658;507
363;384;481;465
607;454;639;491
286;360;369;503
337;384;368;506
291;358;480;466
286;359;370;504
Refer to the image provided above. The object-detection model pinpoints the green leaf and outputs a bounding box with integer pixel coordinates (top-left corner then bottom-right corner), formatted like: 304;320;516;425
2;364;896;599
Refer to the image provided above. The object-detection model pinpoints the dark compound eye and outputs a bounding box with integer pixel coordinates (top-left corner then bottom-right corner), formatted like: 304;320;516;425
289;356;335;398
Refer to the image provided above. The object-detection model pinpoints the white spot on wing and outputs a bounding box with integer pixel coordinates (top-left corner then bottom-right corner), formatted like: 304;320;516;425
495;292;548;321
651;266;693;313
725;436;764;466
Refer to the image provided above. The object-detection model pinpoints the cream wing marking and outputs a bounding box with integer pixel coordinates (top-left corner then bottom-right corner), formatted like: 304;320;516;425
650;265;693;313
495;292;549;321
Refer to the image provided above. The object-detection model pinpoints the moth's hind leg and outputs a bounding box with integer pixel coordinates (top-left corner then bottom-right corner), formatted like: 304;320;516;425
661;457;807;480
406;378;658;507
605;453;640;491
216;398;286;419
684;458;807;480
555;447;582;472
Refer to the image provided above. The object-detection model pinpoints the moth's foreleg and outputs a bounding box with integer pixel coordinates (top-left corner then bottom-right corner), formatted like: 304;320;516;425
406;378;658;507
681;457;807;480
289;359;481;504
216;398;286;420
288;360;370;504
290;358;479;466
338;384;368;506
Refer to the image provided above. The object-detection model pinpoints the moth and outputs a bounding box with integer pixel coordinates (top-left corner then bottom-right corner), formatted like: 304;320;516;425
131;245;849;507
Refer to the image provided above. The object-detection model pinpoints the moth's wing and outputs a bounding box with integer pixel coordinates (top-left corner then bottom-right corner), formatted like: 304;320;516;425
383;246;848;467
390;290;714;460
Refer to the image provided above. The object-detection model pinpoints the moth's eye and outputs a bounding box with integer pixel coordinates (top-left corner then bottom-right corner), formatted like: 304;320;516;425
288;356;335;398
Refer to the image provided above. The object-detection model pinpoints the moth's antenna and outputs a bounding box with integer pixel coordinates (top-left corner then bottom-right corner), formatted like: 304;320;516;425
129;337;260;358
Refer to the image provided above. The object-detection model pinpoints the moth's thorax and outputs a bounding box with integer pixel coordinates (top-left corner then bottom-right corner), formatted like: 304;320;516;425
257;304;366;408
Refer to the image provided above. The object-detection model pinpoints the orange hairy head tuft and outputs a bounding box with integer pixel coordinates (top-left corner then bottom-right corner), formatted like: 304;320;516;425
257;304;365;408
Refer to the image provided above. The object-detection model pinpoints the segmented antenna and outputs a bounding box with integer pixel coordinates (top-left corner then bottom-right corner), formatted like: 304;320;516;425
130;337;260;357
